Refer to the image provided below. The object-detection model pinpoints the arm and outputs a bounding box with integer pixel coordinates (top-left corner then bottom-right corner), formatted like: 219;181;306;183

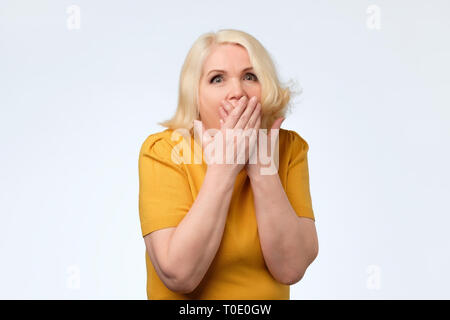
249;173;319;285
165;167;237;293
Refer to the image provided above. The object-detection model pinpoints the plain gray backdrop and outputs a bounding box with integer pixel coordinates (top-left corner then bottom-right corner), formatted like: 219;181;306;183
1;0;449;299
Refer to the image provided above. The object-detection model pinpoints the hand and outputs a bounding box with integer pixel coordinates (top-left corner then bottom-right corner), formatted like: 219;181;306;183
194;95;261;178
219;99;285;179
219;97;261;178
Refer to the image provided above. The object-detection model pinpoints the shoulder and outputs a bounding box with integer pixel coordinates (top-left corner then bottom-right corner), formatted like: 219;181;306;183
281;128;310;154
139;129;184;163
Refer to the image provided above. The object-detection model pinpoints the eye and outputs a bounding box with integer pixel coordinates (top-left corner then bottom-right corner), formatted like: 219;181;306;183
244;73;258;81
209;72;258;84
210;75;223;84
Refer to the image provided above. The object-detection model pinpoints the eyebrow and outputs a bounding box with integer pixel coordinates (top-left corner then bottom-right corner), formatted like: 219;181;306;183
206;67;254;76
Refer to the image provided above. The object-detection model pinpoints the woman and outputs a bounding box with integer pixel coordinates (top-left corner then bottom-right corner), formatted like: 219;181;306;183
138;29;319;300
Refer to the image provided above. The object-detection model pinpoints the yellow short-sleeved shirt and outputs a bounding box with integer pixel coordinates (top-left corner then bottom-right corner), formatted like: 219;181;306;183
138;128;315;300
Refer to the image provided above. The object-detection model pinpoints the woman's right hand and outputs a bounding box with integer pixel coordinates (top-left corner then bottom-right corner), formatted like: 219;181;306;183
196;95;261;178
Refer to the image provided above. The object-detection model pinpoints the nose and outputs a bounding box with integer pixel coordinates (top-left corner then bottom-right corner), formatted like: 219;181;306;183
228;78;247;107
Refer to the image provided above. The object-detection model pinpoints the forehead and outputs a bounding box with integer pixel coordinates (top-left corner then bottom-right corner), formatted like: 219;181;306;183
202;43;251;71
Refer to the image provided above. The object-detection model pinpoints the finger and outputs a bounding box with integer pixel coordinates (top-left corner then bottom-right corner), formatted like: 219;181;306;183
194;119;209;139
200;120;213;143
223;96;248;129
269;117;285;138
235;96;258;129
252;114;263;158
221;100;233;115
252;112;262;140
248;113;261;161
219;105;228;120
255;113;261;132
244;102;261;130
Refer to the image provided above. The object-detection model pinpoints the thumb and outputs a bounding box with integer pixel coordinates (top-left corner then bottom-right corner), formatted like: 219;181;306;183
193;119;212;143
202;121;214;144
270;117;285;136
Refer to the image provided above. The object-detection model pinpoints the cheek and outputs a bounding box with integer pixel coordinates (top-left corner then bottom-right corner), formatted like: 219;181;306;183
200;91;221;107
199;92;217;112
203;95;223;115
199;98;221;124
255;88;262;100
246;85;262;102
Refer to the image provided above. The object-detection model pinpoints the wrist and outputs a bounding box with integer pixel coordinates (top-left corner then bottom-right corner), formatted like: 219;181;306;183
249;170;279;185
206;165;238;189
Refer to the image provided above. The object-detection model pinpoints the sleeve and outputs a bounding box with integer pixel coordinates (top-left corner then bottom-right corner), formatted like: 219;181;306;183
138;135;194;237
285;130;315;221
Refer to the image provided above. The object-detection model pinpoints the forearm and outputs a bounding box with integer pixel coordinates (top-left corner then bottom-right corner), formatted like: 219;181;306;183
167;167;236;291
250;173;317;284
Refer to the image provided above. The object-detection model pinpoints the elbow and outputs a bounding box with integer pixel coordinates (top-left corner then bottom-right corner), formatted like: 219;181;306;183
279;265;310;285
166;277;195;294
284;276;303;286
280;247;319;286
278;269;306;286
270;263;304;285
163;266;197;294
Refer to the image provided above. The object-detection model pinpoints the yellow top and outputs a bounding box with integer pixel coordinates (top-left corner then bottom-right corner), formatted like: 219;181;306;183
138;128;315;300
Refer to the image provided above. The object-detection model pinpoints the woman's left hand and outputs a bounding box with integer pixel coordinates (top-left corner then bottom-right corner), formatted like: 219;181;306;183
219;99;285;180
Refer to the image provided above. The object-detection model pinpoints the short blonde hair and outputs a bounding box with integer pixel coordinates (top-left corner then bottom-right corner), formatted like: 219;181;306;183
158;29;300;135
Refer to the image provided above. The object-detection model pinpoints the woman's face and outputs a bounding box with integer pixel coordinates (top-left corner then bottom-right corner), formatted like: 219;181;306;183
198;43;261;130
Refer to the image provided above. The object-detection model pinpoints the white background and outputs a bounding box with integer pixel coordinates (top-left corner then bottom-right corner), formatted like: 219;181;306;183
1;0;449;299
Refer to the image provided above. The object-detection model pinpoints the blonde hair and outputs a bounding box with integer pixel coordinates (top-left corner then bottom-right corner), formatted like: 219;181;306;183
158;29;301;136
